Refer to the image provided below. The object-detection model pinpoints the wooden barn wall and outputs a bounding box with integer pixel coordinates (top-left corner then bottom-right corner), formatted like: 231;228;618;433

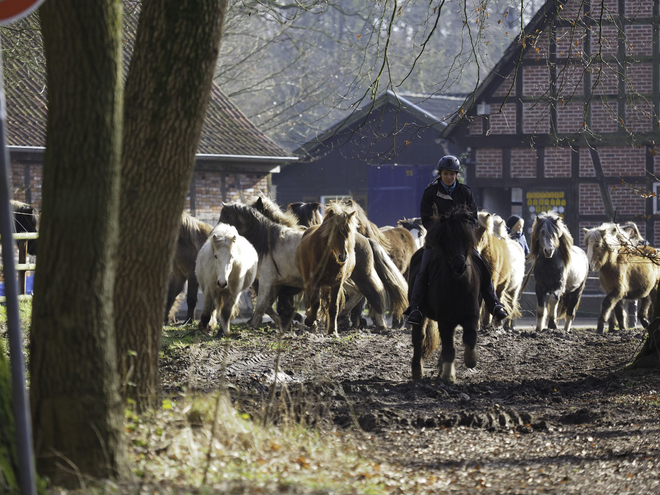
274;104;443;214
451;0;660;247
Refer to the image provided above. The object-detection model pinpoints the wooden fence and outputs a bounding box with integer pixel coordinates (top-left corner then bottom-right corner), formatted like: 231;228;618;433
0;232;37;302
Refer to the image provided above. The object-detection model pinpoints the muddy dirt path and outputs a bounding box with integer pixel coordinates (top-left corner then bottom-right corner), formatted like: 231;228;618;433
161;321;660;493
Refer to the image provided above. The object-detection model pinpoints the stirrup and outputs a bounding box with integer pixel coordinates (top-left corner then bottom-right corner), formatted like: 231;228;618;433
407;309;423;325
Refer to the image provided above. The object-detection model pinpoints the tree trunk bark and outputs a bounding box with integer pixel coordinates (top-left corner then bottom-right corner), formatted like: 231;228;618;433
30;0;128;485
115;0;227;410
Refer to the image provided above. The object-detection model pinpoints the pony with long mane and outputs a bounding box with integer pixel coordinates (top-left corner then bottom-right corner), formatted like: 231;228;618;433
340;198;411;324
295;202;358;336
248;196;301;229
165;212;213;323
251;197;405;330
195;223;258;337
11;200;39;256
529;211;589;332
409;205;482;383
287;201;324;227
219;202;305;332
475;211;525;329
582;223;660;334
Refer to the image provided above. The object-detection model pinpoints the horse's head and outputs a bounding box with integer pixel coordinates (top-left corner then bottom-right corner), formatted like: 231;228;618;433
322;204;357;265
583;224;618;271
531;211;573;261
210;225;238;290
218;202;250;235
426;205;476;278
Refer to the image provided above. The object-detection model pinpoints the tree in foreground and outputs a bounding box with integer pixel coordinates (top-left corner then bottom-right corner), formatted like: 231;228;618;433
29;0;127;485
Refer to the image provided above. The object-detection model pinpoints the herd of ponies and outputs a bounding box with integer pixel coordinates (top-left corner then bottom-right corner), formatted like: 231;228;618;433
161;197;659;381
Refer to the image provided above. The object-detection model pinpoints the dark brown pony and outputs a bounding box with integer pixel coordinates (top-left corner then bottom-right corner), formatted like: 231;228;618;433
11;200;39;256
295;202;358;336
409;205;482;383
165;212;213;323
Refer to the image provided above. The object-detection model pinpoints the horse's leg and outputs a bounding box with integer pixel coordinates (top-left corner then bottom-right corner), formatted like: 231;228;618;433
217;293;238;338
437;323;457;383
250;283;278;328
411;320;425;380
547;294;559;330
462;321;479;369
638;296;652;328
597;292;622;334
535;291;548;331
327;284;341;337
164;272;186;324
199;287;215;329
612;301;625;332
304;288;321;331
185;275;199;323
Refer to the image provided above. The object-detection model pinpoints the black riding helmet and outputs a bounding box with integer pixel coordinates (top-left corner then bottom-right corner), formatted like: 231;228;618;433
437;155;461;173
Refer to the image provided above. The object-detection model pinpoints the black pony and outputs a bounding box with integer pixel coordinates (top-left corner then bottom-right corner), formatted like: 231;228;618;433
409;205;482;383
11;200;39;256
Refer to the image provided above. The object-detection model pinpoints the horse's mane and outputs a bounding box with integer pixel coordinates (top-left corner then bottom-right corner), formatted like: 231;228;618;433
209;223;238;249
248;196;301;229
219;202;294;260
319;202;358;240
529;211;573;265
179;212;213;250
340;198;391;251
287;202;324;227
426;205;477;255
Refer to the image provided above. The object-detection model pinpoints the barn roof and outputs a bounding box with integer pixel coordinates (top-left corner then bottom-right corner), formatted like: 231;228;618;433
2;14;293;162
294;90;463;157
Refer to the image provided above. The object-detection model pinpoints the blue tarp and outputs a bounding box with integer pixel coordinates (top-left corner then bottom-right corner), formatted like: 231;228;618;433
0;274;34;297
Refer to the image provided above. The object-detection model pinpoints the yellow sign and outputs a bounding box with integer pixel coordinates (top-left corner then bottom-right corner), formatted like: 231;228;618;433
526;191;566;218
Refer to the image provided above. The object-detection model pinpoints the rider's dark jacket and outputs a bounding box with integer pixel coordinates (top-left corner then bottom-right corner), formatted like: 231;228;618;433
419;179;477;230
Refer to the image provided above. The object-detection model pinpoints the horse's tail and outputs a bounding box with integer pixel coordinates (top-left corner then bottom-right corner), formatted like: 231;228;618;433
557;278;587;319
370;238;409;317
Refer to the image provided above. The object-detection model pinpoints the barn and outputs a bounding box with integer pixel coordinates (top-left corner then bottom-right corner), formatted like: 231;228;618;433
273;90;464;227
440;0;660;244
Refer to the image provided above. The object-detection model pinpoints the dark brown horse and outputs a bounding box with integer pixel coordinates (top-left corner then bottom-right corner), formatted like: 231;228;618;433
11;200;39;256
287;201;324;227
165;212;213;323
409;205;482;383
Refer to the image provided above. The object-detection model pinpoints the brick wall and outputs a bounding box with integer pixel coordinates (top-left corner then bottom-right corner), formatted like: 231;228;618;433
589;25;618;57
579;148;597;177
511;147;537;178
590;100;618;133
557;101;585;134
523;101;550;134
591;62;619;95
556;63;585;97
589;0;619;20
610;183;646;215
556;26;586;58
597;146;646;176
469;118;484;135
579;183;606;214
626;63;653;95
625;24;653;56
9;163;42;208
488;103;517;134
544;147;572;177
625;0;653;18
624;99;654;132
492;76;516;97
190;170;269;220
523;65;550;96
475;148;503;178
524;32;549;60
653;222;660;248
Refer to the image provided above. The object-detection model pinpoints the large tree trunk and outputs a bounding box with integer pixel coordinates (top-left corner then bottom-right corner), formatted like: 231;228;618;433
115;0;227;410
0;340;18;492
30;0;128;485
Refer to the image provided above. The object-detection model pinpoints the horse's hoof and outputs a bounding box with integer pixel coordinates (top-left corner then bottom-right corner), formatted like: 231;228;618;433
412;363;423;380
596;326;605;335
464;347;478;368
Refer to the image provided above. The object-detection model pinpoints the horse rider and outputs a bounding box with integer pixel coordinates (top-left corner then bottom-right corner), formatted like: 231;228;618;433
506;214;530;256
403;154;509;325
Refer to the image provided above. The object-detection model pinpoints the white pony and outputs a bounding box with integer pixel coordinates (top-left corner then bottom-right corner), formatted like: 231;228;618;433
195;222;258;337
